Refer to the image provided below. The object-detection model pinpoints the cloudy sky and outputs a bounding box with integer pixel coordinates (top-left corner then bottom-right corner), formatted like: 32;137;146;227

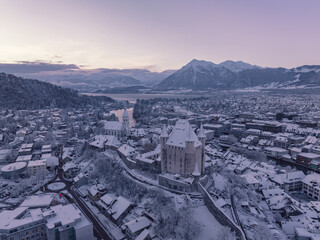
1;0;319;71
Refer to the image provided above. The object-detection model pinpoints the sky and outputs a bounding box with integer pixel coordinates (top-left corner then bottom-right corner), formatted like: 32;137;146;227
0;0;320;71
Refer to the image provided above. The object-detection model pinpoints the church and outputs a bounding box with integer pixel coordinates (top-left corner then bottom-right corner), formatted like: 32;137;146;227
103;109;130;139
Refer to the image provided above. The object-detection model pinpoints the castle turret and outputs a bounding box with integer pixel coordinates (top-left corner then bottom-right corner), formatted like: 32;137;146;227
160;125;168;173
192;160;201;191
186;125;195;151
192;160;201;177
198;123;206;141
198;123;206;174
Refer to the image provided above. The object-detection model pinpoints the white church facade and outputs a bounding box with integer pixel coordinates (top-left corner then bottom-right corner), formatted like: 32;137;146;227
103;109;130;139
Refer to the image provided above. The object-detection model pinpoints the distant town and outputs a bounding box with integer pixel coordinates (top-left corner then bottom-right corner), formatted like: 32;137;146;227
1;91;320;240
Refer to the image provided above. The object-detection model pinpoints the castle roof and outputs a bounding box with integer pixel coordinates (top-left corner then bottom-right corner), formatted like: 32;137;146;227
166;120;202;148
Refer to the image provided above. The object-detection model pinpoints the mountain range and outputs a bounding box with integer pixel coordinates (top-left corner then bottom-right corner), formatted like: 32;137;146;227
157;59;320;90
1;60;320;92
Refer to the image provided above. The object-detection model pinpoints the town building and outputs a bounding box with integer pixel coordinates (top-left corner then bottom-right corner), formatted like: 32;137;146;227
45;204;94;240
28;160;47;177
1;162;27;179
0;204;94;240
296;153;320;168
301;173;320;200
270;171;306;192
125;216;152;240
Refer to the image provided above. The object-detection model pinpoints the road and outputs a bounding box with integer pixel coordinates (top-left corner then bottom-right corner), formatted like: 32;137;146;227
230;194;248;240
47;145;114;240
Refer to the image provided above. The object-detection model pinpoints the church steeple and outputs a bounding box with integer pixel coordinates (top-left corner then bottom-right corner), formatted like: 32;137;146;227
122;108;129;127
122;108;130;137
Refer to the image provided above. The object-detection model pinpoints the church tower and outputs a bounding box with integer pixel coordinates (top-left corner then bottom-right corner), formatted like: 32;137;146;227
122;108;130;136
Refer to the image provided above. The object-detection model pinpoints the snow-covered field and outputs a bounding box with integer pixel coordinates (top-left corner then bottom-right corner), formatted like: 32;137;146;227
193;205;226;240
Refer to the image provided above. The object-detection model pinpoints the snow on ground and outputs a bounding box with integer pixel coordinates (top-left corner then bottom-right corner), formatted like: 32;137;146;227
193;205;225;240
212;173;228;191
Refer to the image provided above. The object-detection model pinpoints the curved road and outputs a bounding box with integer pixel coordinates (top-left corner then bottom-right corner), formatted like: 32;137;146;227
46;145;114;240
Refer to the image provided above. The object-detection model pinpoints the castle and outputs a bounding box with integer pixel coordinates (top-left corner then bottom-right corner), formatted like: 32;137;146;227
160;120;205;178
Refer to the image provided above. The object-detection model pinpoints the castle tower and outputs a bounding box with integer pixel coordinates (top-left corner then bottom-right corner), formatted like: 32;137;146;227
185;125;196;177
160;125;168;173
198;123;206;174
186;125;195;152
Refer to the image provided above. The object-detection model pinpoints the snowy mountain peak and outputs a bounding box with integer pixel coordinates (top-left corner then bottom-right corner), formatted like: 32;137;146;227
219;60;260;73
182;59;217;71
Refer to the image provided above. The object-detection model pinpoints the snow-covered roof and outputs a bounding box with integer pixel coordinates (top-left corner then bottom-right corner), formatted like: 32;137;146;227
304;135;318;144
100;193;116;206
1;162;27;172
136;155;155;164
44;204;89;229
118;144;136;156
142;145;160;159
16;155;32;162
125;216;151;234
20;193;56;208
290;147;302;153
242;174;260;185
271;171;306;185
90;135;106;149
105;135;121;147
302;173;320;189
262;188;284;199
88;184;105;196
108;196;132;221
103;121;123;131
73;172;87;183
265;147;288;153
28;159;46;167
135;229;150;240
299;152;320;159
62;161;77;172
0;207;42;230
166;120;202;148
44;156;59;167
